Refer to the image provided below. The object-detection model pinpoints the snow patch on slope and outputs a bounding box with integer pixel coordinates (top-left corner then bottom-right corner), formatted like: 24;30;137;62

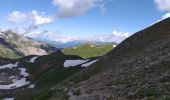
19;68;29;77
2;98;14;100
0;62;32;90
28;84;35;88
0;78;30;89
28;56;38;63
0;62;19;69
64;60;89;67
82;59;99;67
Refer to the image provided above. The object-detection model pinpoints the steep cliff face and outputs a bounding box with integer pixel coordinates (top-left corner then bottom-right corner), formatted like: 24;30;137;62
0;30;57;58
50;18;170;100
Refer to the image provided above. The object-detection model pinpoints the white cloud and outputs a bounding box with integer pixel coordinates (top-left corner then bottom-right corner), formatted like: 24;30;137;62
30;10;53;25
153;0;170;24
7;11;27;23
53;0;94;18
24;30;77;43
6;1;109;33
52;0;107;18
86;31;130;43
24;25;38;33
161;13;170;19
99;2;106;14
154;0;170;11
24;30;129;43
154;12;170;24
0;27;8;32
112;31;129;38
7;10;53;25
6;10;54;34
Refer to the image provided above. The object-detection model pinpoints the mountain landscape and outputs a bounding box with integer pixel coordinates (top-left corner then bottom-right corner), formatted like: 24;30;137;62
1;0;170;100
49;17;170;100
24;30;118;48
0;30;57;59
0;17;170;100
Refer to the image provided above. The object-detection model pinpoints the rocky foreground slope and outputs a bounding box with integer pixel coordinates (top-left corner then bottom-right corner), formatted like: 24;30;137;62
0;30;57;58
48;18;170;100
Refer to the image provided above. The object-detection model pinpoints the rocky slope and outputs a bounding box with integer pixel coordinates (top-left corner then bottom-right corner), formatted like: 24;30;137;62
0;30;57;58
49;18;170;100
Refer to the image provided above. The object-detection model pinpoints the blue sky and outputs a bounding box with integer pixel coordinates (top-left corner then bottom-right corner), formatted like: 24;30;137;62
0;0;170;43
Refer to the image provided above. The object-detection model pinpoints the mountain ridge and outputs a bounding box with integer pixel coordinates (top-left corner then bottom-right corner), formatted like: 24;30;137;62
1;18;170;100
24;30;118;48
0;30;57;58
49;17;170;100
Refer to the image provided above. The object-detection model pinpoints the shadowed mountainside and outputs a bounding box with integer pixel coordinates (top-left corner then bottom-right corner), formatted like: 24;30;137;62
1;18;170;100
49;18;170;100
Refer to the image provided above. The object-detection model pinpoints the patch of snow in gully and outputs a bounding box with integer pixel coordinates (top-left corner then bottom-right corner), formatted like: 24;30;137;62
0;62;19;69
19;68;29;77
0;62;31;89
28;56;38;63
2;98;14;100
82;59;99;67
0;78;30;89
28;84;35;88
64;60;88;67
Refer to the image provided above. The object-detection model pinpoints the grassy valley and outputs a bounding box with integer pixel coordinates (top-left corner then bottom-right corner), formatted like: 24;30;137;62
62;43;116;58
